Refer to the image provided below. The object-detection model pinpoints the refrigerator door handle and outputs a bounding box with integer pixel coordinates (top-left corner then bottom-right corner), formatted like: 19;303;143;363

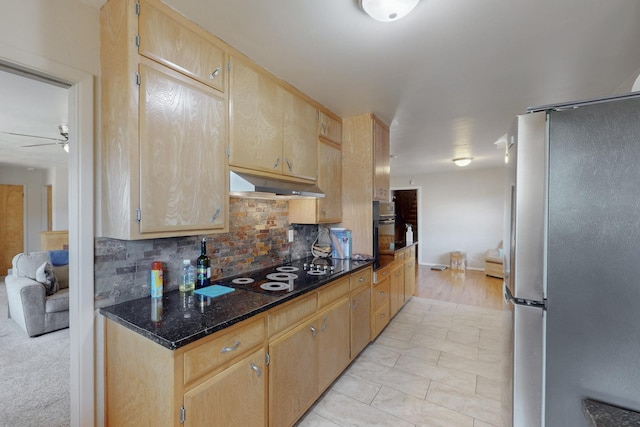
503;282;547;310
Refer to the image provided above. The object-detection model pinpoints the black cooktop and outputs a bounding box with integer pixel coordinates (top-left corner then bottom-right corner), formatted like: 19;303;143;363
219;257;346;295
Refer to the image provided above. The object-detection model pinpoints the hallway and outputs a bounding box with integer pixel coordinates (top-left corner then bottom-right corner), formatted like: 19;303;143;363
297;266;511;426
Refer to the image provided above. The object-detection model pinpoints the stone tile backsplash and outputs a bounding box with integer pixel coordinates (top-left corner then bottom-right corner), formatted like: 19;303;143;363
95;198;323;307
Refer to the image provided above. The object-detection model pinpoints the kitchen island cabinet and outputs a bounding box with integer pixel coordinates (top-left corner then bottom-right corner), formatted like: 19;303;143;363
100;0;227;239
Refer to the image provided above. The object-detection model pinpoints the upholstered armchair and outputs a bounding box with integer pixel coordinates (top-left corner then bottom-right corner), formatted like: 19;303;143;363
5;251;69;337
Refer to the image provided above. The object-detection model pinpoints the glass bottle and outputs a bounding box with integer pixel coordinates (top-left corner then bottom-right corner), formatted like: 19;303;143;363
196;238;210;289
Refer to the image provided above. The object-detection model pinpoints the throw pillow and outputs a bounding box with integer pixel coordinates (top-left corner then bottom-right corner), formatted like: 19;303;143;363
35;262;60;296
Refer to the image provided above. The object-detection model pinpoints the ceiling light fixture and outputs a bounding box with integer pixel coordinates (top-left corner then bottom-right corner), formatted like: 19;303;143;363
453;157;473;167
360;0;421;22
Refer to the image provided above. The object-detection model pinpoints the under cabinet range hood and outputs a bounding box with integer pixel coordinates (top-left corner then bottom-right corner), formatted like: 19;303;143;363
229;170;325;199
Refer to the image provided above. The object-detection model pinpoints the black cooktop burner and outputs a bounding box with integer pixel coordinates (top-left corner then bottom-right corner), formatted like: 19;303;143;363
222;257;344;295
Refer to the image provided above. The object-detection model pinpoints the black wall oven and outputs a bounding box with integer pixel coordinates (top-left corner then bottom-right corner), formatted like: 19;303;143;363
373;201;395;269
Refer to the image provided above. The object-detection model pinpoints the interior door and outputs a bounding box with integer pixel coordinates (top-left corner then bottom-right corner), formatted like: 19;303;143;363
0;184;24;273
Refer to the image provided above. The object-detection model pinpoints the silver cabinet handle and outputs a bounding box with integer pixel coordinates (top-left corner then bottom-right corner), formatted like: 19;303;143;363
380;291;385;296
351;299;359;310
273;157;280;169
309;326;317;337
285;158;293;172
210;205;221;223
358;277;365;283
209;67;221;80
250;362;262;377
321;316;328;332
380;313;386;319
220;340;240;353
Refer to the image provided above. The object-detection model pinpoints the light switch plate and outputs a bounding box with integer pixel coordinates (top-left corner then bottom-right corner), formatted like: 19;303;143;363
288;229;294;242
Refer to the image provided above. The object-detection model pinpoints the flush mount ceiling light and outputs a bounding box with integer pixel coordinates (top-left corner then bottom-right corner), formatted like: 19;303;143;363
453;157;473;167
360;0;421;22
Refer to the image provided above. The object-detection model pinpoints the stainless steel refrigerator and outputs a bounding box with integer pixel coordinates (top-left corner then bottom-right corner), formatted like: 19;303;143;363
503;94;640;426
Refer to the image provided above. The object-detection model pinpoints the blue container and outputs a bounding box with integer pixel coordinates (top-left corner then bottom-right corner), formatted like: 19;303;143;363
330;228;352;259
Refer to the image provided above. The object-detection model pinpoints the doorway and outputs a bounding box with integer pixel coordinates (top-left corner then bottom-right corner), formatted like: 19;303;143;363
0;184;23;272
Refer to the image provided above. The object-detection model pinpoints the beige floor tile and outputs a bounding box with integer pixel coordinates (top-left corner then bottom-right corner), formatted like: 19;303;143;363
393;311;426;325
474;419;500;427
347;357;431;399
411;333;479;361
329;373;381;405
380;324;416;342
358;344;401;368
395;355;477;393
476;375;502;402
426;381;503;426
295;411;342;427
374;336;441;365
372;386;475;427
446;329;481;346
311;390;415;427
437;351;503;379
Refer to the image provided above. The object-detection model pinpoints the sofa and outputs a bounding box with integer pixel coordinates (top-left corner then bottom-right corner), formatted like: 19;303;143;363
484;242;504;279
5;251;69;337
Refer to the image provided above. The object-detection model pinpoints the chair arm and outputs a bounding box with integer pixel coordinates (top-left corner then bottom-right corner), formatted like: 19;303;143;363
5;276;47;336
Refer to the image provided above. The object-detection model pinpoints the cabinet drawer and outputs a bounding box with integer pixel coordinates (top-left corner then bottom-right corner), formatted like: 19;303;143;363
138;0;226;92
372;302;390;339
268;293;317;337
318;277;350;309
350;268;372;292
374;265;391;284
372;279;390;311
184;318;265;385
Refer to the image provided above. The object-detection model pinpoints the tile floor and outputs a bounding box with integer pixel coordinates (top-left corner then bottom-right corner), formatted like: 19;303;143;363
296;297;512;427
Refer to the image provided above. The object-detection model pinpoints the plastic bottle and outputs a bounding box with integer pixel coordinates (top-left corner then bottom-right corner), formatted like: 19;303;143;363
180;259;196;292
150;261;163;298
196;238;210;289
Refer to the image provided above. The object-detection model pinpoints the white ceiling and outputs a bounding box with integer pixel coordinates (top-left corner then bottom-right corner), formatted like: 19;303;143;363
3;0;640;176
0;68;69;170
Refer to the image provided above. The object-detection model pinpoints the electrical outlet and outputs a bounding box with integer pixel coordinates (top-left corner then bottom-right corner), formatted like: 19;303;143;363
288;229;294;242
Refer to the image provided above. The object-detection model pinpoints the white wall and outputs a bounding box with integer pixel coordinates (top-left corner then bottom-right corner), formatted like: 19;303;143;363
46;166;70;230
392;167;505;270
0;164;46;252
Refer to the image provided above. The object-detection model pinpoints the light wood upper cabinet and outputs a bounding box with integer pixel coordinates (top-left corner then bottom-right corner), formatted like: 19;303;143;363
373;115;390;201
100;0;228;239
139;61;226;234
319;111;342;145
138;0;226;92
282;90;318;180
229;57;284;174
289;138;342;224
229;56;318;181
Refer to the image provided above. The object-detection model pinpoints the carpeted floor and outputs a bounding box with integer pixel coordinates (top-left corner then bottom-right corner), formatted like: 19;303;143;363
0;277;70;427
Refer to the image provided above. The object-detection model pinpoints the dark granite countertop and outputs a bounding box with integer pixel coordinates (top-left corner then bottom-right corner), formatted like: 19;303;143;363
584;399;640;426
100;258;372;350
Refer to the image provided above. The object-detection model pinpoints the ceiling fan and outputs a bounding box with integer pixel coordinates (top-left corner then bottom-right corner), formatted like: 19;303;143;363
2;124;69;152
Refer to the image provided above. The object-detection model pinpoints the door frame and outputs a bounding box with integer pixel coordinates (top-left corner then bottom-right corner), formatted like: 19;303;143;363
391;185;422;264
0;45;96;426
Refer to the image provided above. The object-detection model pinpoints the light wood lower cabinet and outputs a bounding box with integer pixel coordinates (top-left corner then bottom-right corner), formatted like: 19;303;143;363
104;267;374;427
389;262;405;318
269;297;350;427
372;276;390;339
184;348;266;426
404;251;416;301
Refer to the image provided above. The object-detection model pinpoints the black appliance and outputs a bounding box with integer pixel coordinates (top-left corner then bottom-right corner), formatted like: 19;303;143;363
373;201;395;269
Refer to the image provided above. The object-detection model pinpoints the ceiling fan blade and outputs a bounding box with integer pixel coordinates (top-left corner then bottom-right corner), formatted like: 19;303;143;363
21;142;62;147
2;131;65;142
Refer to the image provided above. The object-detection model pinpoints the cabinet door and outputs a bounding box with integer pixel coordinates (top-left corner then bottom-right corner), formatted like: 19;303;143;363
282;91;318;181
350;285;371;358
269;318;318;427
229;57;284;173
317;140;342;222
389;263;405;317
184;348;266;427
319;111;342;145
373;116;390;201
404;257;416;301
139;62;226;234
317;299;350;392
138;0;226;92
